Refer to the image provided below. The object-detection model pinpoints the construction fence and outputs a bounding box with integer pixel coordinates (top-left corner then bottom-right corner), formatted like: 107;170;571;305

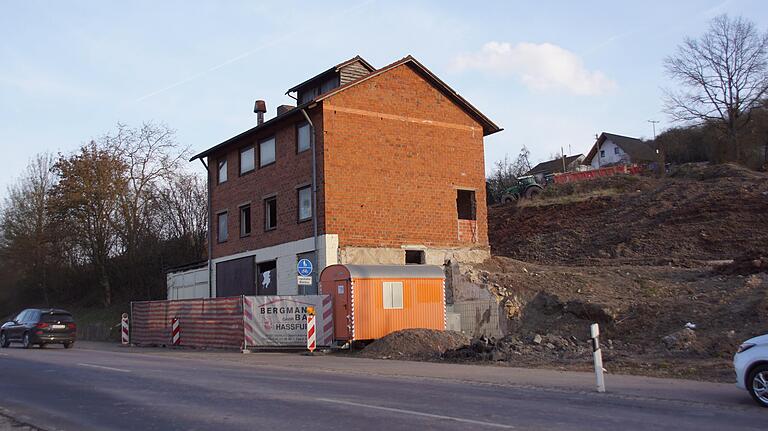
130;295;332;349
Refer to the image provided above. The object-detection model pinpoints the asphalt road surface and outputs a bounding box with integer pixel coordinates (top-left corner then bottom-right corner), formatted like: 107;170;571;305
0;343;764;430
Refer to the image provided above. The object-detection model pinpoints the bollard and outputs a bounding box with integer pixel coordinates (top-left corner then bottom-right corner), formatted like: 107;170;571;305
306;306;316;353
590;323;606;393
171;318;181;346
121;313;130;345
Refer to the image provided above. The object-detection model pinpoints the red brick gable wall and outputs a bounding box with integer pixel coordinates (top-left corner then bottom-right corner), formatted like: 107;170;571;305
208;108;325;259
322;63;489;249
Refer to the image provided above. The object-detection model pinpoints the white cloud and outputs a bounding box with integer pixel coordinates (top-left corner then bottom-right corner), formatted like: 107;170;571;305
452;41;617;96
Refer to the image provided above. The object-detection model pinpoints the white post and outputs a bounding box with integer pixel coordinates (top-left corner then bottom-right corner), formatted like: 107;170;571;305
590;323;606;393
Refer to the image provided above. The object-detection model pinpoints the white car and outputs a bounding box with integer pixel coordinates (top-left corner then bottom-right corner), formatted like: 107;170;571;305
734;333;768;407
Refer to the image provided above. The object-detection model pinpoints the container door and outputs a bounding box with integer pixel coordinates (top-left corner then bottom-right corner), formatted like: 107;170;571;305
333;280;351;340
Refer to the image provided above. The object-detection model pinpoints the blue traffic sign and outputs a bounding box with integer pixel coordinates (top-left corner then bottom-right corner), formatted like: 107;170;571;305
297;259;313;277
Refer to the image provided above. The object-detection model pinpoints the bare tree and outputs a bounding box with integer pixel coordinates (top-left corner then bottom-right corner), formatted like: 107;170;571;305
104;122;187;258
1;154;58;305
664;14;768;162
156;172;208;258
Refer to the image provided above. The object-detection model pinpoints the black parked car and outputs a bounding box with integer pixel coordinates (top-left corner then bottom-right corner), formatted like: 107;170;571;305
0;309;76;349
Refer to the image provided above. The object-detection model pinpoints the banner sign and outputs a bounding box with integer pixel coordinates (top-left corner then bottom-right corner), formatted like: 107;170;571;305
243;295;332;347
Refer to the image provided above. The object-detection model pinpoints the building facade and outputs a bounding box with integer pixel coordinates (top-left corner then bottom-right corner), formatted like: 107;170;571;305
190;55;500;297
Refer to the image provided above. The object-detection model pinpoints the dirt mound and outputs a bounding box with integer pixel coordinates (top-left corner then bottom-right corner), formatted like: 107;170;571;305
714;256;768;275
489;164;768;265
460;256;768;381
360;329;470;360
669;162;765;181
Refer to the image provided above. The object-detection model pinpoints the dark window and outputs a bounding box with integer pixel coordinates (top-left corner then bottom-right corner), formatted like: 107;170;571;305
259;137;275;167
257;260;277;295
457;190;476;220
405;250;425;265
217;212;228;242
264;197;277;230
614;147;620;155
240;146;255;174
297;122;311;152
240;205;251;237
297;186;312;221
217;158;227;183
600;150;606;158
40;312;74;323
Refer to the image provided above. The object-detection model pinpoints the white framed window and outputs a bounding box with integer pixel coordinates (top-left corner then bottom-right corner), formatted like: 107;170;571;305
240;146;255;174
383;282;403;309
217;158;227;183
260;137;275;167
217;212;228;242
614;147;621;155
297;122;311;153
298;186;311;221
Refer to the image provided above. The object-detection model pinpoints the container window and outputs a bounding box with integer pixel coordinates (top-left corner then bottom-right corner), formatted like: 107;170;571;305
405;250;425;265
456;190;476;220
383;282;403;309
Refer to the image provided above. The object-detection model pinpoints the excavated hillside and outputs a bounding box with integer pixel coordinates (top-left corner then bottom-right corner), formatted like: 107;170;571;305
467;163;768;381
489;163;768;266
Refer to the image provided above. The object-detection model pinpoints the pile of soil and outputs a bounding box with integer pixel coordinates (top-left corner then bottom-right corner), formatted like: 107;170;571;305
360;329;470;360
489;163;768;265
460;256;768;381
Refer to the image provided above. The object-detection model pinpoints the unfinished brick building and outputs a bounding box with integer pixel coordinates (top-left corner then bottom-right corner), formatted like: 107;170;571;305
190;55;501;297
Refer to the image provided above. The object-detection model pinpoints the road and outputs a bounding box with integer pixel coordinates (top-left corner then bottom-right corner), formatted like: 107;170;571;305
0;342;764;430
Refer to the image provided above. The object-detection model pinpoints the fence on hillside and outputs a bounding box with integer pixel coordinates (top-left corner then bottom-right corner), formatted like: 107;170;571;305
554;165;643;184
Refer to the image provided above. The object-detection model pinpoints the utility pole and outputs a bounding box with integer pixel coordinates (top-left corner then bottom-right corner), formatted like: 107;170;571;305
648;120;663;177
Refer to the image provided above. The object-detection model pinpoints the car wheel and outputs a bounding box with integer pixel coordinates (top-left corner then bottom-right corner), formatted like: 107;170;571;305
22;332;32;349
39;343;46;349
63;342;74;349
748;365;768;408
0;332;9;348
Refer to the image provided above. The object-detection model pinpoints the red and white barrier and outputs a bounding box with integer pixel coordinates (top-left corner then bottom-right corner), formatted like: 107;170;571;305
321;295;333;347
121;313;130;345
171;318;181;346
307;311;316;352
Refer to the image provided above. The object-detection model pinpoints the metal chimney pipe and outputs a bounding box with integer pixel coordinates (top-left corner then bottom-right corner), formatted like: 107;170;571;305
254;100;267;125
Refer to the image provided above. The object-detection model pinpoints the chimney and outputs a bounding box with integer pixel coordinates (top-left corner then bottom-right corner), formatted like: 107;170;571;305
254;100;267;125
277;104;295;116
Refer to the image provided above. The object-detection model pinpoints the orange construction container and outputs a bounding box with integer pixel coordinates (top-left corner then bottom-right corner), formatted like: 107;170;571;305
319;264;446;341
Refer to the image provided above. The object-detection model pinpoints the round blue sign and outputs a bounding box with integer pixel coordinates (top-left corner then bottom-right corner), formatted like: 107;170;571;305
297;259;313;277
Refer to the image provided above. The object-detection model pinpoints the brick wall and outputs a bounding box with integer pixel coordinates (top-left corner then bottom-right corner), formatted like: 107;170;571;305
209;108;325;259
322;63;489;249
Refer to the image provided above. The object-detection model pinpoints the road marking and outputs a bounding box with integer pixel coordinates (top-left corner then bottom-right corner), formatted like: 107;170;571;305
77;363;131;373
317;398;514;429
0;353;8;357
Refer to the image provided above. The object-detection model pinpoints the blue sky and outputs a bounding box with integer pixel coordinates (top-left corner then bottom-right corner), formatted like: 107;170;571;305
1;0;766;192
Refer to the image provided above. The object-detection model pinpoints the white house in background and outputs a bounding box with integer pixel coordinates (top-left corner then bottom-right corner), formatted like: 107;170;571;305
583;132;656;169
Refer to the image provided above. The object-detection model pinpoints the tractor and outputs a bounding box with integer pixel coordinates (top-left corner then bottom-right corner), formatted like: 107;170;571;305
500;175;544;204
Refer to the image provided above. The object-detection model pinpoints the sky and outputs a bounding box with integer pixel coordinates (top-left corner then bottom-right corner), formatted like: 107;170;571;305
1;0;767;193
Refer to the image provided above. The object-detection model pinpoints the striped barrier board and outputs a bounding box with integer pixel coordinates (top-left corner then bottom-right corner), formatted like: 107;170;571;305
121;313;129;345
171;318;181;345
307;313;316;352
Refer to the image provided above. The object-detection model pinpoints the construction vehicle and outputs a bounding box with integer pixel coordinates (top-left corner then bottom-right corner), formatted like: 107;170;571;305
500;176;544;204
